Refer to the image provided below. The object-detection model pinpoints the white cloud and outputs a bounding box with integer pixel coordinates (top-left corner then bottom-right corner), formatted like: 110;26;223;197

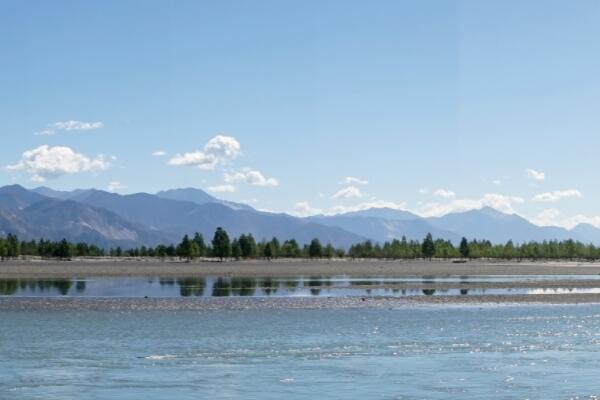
342;176;368;185
107;181;127;192
530;208;563;226
526;168;545;181
417;193;524;217
493;180;502;186
418;188;429;195
331;186;363;200
433;188;455;199
208;184;236;193
152;150;166;157
291;201;323;217
169;135;240;170
532;189;583;202
35;120;103;136
224;168;278;187
561;215;600;229
530;208;600;229
7;145;110;182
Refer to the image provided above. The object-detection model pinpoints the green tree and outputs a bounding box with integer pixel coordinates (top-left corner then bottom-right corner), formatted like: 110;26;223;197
231;238;242;260
0;240;6;260
212;227;231;261
323;243;335;259
269;237;280;258
177;234;195;260
421;233;435;259
459;237;470;258
53;239;72;259
6;234;20;258
281;239;301;258
239;234;257;258
263;242;273;259
309;238;322;258
193;233;206;257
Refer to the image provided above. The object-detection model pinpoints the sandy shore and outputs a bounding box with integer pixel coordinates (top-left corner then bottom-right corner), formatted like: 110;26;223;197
3;258;600;278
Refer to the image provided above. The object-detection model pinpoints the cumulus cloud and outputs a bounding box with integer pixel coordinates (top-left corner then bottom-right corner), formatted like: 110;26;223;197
433;188;455;199
35;120;103;136
7;145;110;182
532;189;583;202
331;186;363;200
107;181;127;192
493;180;502;186
169;135;240;170
292;201;323;217
417;193;524;217
342;176;368;185
526;168;545;181
208;184;236;193
152;150;167;157
224;168;279;187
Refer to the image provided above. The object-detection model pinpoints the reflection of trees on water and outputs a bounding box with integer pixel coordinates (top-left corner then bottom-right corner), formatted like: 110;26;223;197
259;278;277;295
0;279;73;295
54;279;72;295
307;277;322;295
76;281;86;293
212;278;231;297
283;279;299;289
0;279;18;295
231;278;256;296
177;278;206;297
159;278;176;286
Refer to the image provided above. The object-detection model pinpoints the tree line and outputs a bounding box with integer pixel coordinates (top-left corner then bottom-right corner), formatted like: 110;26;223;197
2;229;600;261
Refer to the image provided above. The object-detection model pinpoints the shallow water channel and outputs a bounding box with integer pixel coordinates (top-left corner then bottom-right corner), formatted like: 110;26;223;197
2;275;600;297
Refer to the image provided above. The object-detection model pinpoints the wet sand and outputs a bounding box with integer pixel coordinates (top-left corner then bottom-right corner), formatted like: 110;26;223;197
1;294;600;312
2;258;600;278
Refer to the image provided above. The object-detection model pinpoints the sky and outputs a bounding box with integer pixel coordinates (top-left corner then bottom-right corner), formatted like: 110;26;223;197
2;0;600;228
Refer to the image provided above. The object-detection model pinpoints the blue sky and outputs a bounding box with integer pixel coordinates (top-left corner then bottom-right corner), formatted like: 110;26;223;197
2;0;600;228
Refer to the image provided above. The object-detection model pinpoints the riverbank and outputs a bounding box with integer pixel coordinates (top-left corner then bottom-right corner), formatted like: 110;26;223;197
3;258;600;278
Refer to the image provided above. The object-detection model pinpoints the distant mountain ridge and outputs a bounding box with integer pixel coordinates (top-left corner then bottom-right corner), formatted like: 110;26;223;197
0;185;364;248
2;185;600;248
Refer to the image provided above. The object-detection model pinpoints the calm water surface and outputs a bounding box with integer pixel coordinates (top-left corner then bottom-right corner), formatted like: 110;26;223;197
3;275;600;298
2;306;600;399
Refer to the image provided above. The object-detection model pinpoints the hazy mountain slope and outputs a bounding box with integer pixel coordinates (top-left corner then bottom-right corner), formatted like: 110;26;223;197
340;208;421;221
31;186;90;200
0;205;36;237
69;189;363;247
307;214;461;243
22;198;176;247
0;185;48;210
426;207;572;244
569;224;600;244
163;203;366;248
71;190;199;231
156;188;254;211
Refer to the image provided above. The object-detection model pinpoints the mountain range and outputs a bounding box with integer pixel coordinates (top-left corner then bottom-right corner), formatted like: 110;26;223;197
0;184;598;249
